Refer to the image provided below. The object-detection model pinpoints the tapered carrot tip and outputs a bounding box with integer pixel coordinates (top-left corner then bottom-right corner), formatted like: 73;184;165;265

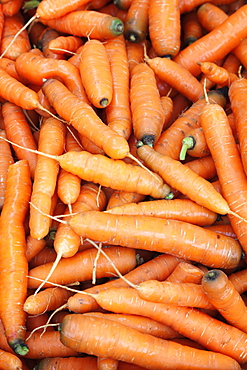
10;339;29;356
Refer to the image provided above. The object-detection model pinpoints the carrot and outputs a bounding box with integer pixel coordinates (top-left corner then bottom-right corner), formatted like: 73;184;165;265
184;155;217;180
202;269;247;333
144;55;204;103
179;127;210;160
26;312;55;333
106;198;218;226
15;51;88;102
114;0;132;10
0;348;23;370
229;78;247;176
198;61;238;86
39;28;66;60
228;268;247;295
67;252;181;313
148;0;180;58
97;358;119;370
182;10;203;46
29;246;57;269
136;280;214;309
130;62;165;147
3;0;24;16
0;12;31;60
24;287;74;315
106;190;145;210
57;168;81;211
39;10;124;39
199;99;247;252
68;210;242;268
26;235;46;263
179;0;216;13
94;286;247;364
197;3;228;32
174;4;247;76
104;35;132;140
165;261;204;284
79;39;113;108
154;88;226;159
0;129;14;208
2;101;37;178
29;117;65;240
0;159;32;355
78;134;105;155
124;0;150;43
48;35;83;56
59;313;241;370
136;143;235;216
28;245;137;289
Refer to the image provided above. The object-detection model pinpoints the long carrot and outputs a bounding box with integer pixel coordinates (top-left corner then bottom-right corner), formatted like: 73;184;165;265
0;129;14;209
67;210;242;268
174;4;247;76
59;313;241;369
0;159;32;355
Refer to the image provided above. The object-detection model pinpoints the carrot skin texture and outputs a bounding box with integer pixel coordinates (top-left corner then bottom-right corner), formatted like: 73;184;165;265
0;129;14;208
0;348;23;370
28;246;137;288
0;160;32;355
59;314;241;370
68;210;242;268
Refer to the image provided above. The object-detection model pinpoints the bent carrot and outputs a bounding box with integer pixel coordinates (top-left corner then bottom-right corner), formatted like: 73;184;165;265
202;269;247;334
0;159;32;355
68;210;242;268
59;314;241;370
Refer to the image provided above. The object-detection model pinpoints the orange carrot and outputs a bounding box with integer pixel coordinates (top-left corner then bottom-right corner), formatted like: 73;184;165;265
57;168;81;211
106;198;218;226
48;35;83;55
29;117;65;240
25;235;46;263
3;0;24;16
130;62;165;147
174;4;247;76
39;28;66;60
165;261;204;284
2;101;37;178
179;127;210;160
182;10;203;46
202;269;247;333
59;314;241;369
124;0;150;43
0;129;14;208
198;61;238;86
79;39;113;108
148;0;180;58
68;210;242;268
0;348;23;370
106;190;146;210
0;159;32;355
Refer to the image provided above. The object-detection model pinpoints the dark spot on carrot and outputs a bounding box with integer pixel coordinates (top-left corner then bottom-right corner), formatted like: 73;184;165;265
204;269;220;281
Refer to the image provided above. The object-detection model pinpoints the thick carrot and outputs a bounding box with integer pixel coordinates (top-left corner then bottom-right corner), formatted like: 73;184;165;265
0;12;31;60
106;198;218;226
182;10;203;46
79;39;113;108
200;101;247;252
202;269;247;333
57;168;81;210
29;117;65;240
67;252;181;313
0;159;32;355
179;127;210;160
148;0;180;58
94;286;247;363
104;35;132;140
39;10;124;39
48;35;84;56
228;268;247;295
154;88;226;159
124;0;150;42
145;55;204;103
68;210;242;268
59;314;241;370
2;101;37;178
130;62;165;147
0;129;14;208
174;4;247;76
39;28;66;60
28;245;137;289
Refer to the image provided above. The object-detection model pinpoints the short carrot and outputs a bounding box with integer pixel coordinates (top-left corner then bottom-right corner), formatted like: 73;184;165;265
198;61;238;86
59;314;241;370
179;127;210;160
165;261;204;284
0;159;32;355
181;10;203;46
48;35;84;55
124;0;150;43
57;168;81;211
202;269;247;333
79;39;113;108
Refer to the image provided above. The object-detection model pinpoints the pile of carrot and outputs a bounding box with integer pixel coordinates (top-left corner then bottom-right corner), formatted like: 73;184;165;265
2;0;247;369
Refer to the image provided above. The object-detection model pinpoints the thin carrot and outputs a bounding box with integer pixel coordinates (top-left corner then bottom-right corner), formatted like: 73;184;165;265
39;11;124;39
126;40;146;75
106;198;218;226
148;0;180;58
198;61;238;86
29;117;65;240
0;159;32;355
104;35;132;140
2;101;37;178
0;129;14;208
130;62;165;147
124;0;150;43
79;39;113;108
48;35;84;56
174;4;247;76
199;99;247;253
106;190;145;210
202;269;247;333
67;210;242;268
59;314;241;370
